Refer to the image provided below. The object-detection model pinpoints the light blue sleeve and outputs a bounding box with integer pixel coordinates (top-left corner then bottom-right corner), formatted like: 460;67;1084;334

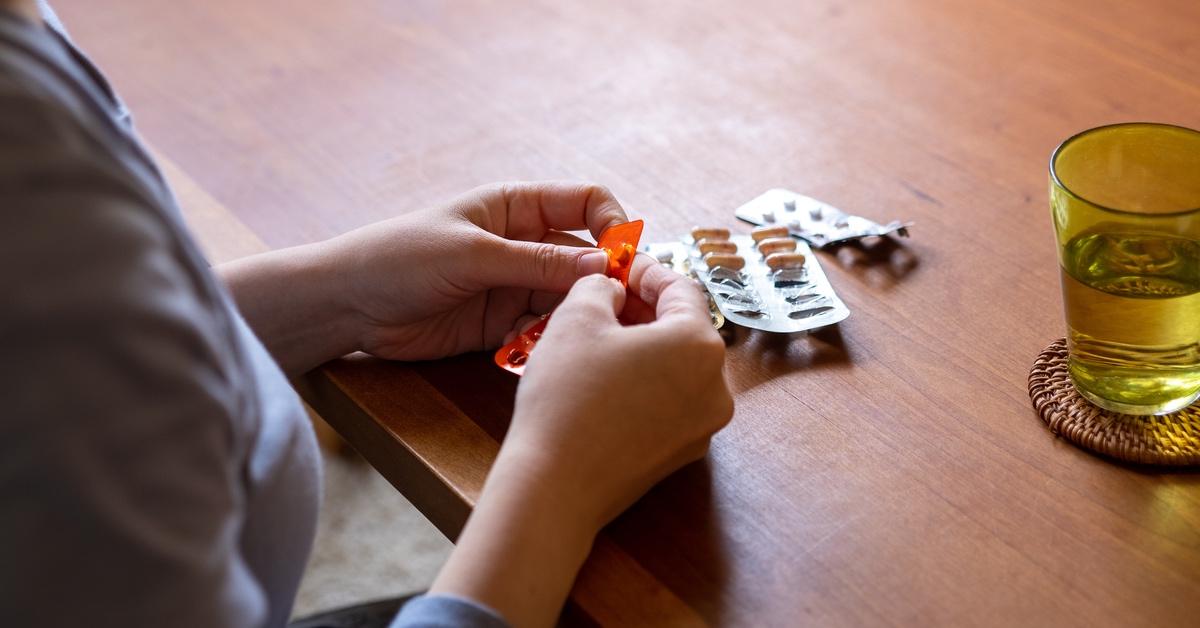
390;594;510;628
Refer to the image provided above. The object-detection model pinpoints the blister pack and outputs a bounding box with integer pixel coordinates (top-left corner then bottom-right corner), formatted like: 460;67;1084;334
734;188;912;248
644;226;849;333
494;220;645;376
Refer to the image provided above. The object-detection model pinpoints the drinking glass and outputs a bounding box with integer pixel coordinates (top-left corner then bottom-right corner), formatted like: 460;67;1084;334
1050;122;1200;415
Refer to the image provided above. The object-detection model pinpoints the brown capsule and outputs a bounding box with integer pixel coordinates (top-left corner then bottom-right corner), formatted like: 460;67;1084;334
757;237;797;257
611;243;634;266
751;225;790;243
691;227;731;242
696;239;738;255
703;253;745;271
765;252;806;271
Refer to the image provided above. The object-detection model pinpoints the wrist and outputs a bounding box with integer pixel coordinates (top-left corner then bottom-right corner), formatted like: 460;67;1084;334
429;440;601;627
217;239;363;374
488;440;607;541
304;236;370;354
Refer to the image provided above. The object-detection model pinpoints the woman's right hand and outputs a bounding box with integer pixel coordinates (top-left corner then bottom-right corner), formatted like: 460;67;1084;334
502;254;734;532
427;254;732;628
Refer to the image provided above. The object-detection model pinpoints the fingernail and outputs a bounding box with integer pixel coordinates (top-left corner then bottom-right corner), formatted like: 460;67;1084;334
578;250;608;275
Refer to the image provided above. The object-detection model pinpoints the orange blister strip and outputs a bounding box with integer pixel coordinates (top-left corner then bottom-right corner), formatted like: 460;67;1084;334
494;220;645;375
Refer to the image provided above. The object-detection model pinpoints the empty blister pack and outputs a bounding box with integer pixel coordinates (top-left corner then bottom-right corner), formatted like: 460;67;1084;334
644;230;849;333
734;188;912;248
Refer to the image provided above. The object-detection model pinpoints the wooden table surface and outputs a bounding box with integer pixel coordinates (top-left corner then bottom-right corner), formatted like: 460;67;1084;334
57;0;1200;625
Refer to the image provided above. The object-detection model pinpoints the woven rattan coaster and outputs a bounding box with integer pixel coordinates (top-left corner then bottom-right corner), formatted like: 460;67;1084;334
1028;338;1200;466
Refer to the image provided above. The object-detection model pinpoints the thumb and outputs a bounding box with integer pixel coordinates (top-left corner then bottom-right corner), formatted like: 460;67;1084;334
478;236;610;292
551;274;626;328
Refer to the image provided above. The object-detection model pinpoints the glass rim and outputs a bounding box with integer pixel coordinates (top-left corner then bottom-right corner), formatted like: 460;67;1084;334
1049;121;1200;218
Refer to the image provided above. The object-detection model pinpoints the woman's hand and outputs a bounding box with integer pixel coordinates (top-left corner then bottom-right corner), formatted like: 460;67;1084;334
505;256;733;529
429;255;734;627
334;181;628;361
218;181;628;374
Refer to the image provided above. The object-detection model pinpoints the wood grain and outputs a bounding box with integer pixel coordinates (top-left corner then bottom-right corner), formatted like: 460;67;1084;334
54;0;1200;625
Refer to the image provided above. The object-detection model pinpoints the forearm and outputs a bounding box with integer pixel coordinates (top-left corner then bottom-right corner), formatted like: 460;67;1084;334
216;240;362;376
430;445;600;628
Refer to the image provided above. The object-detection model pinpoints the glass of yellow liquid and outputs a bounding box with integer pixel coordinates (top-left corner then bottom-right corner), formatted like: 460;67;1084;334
1051;123;1200;415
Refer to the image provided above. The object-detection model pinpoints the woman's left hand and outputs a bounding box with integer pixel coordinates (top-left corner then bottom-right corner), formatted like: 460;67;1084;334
326;181;629;361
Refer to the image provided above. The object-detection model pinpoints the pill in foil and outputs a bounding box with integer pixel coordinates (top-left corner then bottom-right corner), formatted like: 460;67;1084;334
772;267;809;287
704;253;746;271
708;267;747;284
696;239;738;255
691;227;731;242
765;252;806;271
644;232;849;334
751;225;790;243
757;237;797;256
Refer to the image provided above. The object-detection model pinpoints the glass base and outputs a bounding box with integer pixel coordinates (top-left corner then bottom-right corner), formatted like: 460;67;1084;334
1074;381;1200;416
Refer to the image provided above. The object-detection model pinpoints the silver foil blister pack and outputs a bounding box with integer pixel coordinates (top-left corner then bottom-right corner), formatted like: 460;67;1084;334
643;235;849;333
734;188;912;248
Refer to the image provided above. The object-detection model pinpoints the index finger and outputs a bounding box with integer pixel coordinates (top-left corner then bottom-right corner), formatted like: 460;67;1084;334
626;253;712;327
500;181;629;241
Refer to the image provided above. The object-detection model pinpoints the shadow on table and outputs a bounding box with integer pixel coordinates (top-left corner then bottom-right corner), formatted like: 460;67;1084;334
411;353;518;443
722;323;855;394
1096;456;1200;478
417;320;856;432
824;236;919;290
413;320;860;429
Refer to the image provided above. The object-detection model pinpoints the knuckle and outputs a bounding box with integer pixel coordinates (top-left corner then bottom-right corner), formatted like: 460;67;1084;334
686;439;712;463
472;181;498;193
463;182;511;214
467;232;501;262
474;181;510;199
699;329;726;354
528;241;559;278
688;330;727;367
715;388;735;427
580;183;624;227
586;183;614;200
694;373;733;435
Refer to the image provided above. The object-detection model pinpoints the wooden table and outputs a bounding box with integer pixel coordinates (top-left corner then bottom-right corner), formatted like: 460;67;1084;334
57;1;1200;625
